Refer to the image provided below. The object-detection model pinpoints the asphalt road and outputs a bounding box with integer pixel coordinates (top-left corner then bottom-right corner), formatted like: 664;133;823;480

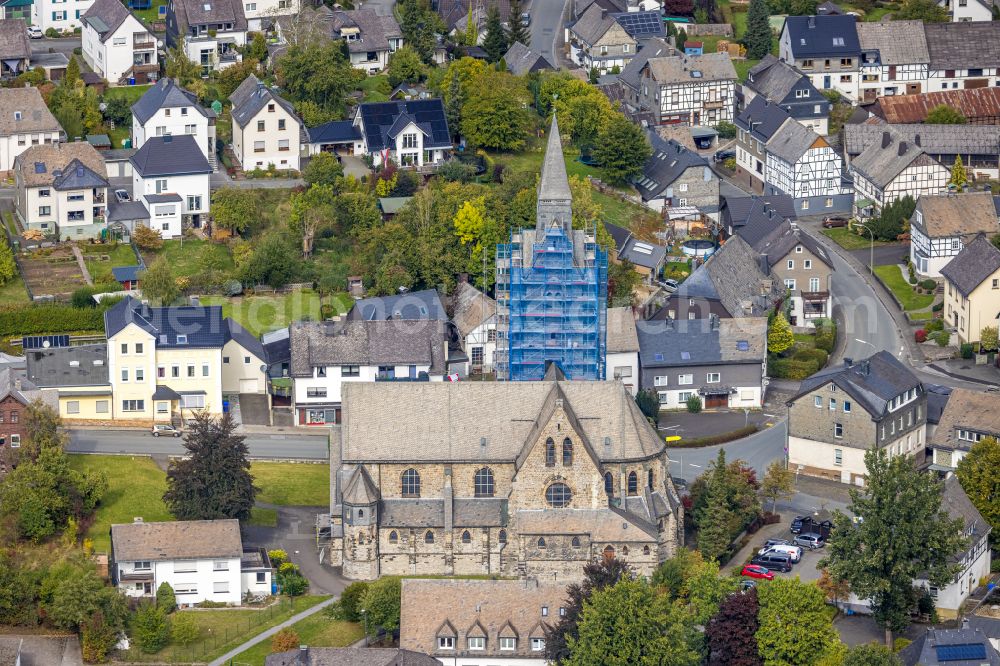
667;420;787;485
529;0;567;67
67;429;329;460
29;36;79;57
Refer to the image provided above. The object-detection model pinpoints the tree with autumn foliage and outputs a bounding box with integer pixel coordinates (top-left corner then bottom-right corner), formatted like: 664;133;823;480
705;588;762;666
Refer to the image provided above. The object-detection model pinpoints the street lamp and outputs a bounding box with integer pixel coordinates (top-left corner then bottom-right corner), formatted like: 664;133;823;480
855;223;875;276
361;608;368;647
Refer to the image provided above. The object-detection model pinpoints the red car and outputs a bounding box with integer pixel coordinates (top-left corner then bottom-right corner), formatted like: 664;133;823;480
741;564;775;581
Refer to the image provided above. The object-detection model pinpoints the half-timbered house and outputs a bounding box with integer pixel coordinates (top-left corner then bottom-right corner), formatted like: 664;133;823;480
634;53;737;126
849;130;948;219
926;22;1000;92
843;124;1000;180
910;191;1000;277
856;21;929;102
764;117;851;215
734;96;790;194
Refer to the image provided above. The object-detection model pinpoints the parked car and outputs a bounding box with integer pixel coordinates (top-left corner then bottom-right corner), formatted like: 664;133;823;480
660;278;679;293
750;552;793;573
790;515;812;534
520;11;531;25
114;189;130;203
714;149;735;163
794;532;826;549
760;538;790;550
27;25;42;38
741;564;775;581
151;424;181;437
822;216;848;228
759;544;803;563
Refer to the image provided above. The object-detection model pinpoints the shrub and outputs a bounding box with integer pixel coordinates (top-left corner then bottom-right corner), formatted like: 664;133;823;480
814;322;836;353
195;600;228;608
45;27;59;37
156;582;176;612
915;329;928;343
960;343;975;359
133;225;164;250
268;549;288;566
0;304;105;336
339;581;369;622
932;302;943;312
919;279;937;291
170;612;199;646
924;318;944;333
722;157;736;170
271;628;300;653
666;425;758;448
893;637;912;653
132;602;171;654
686;395;702;413
71;287;99;308
769;357;821;380
795;347;829;368
935;330;951;347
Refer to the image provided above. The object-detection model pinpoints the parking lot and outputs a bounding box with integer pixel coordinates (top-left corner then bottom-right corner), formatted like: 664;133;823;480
728;516;833;584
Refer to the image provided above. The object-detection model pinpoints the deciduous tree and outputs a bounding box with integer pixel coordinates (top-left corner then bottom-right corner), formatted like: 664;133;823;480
170;612;200;646
132;225;164;251
842;643;903;666
760;460;794;513
397;0;446;63
821;448;967;646
593;113;651;186
133;601;171;653
361;576;402;634
460;69;531;150
163;412;258;522
956;436;1000;533
276;43;363;121
165;39;201;87
706;588;762;666
894;0;949;21
139;257;179;306
302;152;345;187
0;238;17;286
980;325;998;351
387;45;426;87
925;104;966;124
756;578;843;665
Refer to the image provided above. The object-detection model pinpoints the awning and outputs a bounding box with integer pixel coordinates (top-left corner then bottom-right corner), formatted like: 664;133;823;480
152;385;181;401
179;390;207;396
855;198;875;208
698;387;736;396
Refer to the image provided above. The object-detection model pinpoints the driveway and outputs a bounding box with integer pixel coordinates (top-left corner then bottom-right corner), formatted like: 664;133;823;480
340;155;371;180
849;242;908;270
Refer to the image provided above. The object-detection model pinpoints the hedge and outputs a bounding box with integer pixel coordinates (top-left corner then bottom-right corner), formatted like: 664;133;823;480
769;357;821;380
0;304;105;337
814;324;836;353
666;424;758;448
796;347;829;368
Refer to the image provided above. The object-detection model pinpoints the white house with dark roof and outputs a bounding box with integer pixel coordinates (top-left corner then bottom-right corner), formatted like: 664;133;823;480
779;15;861;101
605;222;666;283
110;518;271;605
131;78;217;168
856;21;929;102
229;75;302;172
353;99;452;169
241;0;296;31
0;87;62;173
909;191;999;277
331;8;402;74
744;55;830;134
31;0;93;33
165;0;247;75
81;0;158;86
130;135;211;237
843;124;1000;181
936;0;994;22
849;130;949;219
633;52;737;126
763;115;850;215
14;142;109;239
940;235;1000;344
926;22;1000;91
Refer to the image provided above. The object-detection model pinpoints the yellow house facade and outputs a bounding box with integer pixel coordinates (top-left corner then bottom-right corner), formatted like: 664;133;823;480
940;235;1000;346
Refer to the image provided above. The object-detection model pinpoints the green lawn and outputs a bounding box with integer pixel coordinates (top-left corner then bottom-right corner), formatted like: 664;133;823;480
873;265;935;312
69;455;172;553
252;462;330;507
822;227;893;251
102;84;153;105
249;507;278;527
141;239;235;278
231;609;363;666
79;242;138;285
0;214;29;304
201;290;353;337
360;75;392;103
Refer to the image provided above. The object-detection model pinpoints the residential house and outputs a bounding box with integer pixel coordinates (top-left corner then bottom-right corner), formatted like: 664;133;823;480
0;87;62;173
632;53;737;126
899;622;1000;666
778;15;861;100
928;387;1000;470
616;36;675;121
744;54;831;134
910;191;999;277
605;222;666;281
0;0;31;20
331;9;402;74
503;41;553;76
27;342;113;422
229;74;302;172
241;0;296;31
843;124;1000;180
0;19;30;81
763;114;850;215
735;96;791;195
131;78;217;167
651;235;781;320
81;0;158;86
130;135;211;237
450;281;498;377
289;319;448;426
925;22;1000;91
940;234;1000;343
606;306;639;395
399;579;569;664
786;352;926;485
103;296;267;423
166;0;247;75
849;130;949;219
347;288;448;321
567;5;663;75
351;99;452;170
14;142;109;239
634;132;719;218
321;370;684;580
110;518;271;605
816;0;844;14
31;0;93;33
937;0;995;21
721;193;796;238
871;87;1000;125
856;21;929;102
267;648;438;666
739;216;834;326
0;368;53;475
638;316;767;410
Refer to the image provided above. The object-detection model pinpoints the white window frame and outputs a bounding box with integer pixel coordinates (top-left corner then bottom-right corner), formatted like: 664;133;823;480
677;374;693;385
438;636;455;650
706;372;720;383
468;637;485;651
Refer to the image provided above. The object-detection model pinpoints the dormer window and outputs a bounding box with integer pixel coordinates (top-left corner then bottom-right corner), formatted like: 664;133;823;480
438;636;454;650
176;335;188;344
14;111;21;121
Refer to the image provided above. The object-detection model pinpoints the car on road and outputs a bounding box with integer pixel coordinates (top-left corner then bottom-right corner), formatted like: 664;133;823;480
151;424;181;437
114;189;130;203
713;149;735;163
794;532;826;549
740;564;774;581
27;25;43;38
822;216;848;228
520;11;531;25
790;515;812;533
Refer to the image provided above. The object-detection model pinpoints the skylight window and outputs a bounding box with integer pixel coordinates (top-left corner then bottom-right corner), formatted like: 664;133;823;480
832;37;844;46
680;351;691;360
737;340;750;351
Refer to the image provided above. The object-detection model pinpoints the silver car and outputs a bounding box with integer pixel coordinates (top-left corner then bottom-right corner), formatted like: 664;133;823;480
794;532;825;549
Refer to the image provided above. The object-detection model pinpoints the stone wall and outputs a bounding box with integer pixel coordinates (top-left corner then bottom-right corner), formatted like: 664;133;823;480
685;24;734;37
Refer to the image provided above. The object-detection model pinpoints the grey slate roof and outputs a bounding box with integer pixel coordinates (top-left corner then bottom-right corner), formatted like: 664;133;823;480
129;135;212;177
330;8;401;54
765;117;819;164
637;317;767;367
926;21;1000;70
266;648;440;666
569;2;617;45
746;55;814;105
347;289;447;321
342;465;379;505
0;18;30;60
453;498;506;527
144;193;182;203
503;41;553;76
856;20;928;65
782;15;860;58
169;0;246;34
604;221;666;271
106;201;149;222
225;317;265;361
635;131;709;202
538;114;572;205
791;351;921;417
449;282;496;339
111;519;243;562
53;158;108;191
900;623;1000;666
26;343;109;388
735;95;790;143
131;77;213;125
645;52;737;85
843;124;1000;158
723;194;797;235
931;387;1000;454
289;319;447;378
307;120;361;144
381;499;444;527
82;0;136;43
675;235;780;317
940;234;1000;298
104;296;228;348
606;306;639;353
228;74;299;129
849;129;929;189
941;474;991;560
618;37;673;93
752;220;833;270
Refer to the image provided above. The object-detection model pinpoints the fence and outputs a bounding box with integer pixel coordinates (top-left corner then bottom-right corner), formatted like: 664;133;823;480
1;212;33;301
115;596;303;664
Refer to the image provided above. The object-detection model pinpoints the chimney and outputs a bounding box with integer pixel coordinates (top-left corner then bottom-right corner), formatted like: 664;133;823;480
13;377;21;391
808;16;816;28
897;141;907;156
861;360;870;375
601;8;607;18
914;134;921;147
298;646;309;665
881;132;891;149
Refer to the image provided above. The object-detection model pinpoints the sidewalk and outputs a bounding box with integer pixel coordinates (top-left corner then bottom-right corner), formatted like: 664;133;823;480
926;359;1000;387
207;597;337;666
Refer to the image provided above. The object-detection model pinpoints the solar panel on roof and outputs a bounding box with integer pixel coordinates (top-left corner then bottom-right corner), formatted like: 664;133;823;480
22;335;70;350
681;351;690;360
633;243;653;254
613;11;663;38
935;644;988;662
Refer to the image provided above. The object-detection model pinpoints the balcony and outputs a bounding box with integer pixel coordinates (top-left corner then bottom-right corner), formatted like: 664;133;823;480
132;62;159;74
133;37;156;50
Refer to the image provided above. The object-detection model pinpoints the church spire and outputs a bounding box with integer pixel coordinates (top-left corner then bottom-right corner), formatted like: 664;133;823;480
536;114;573;232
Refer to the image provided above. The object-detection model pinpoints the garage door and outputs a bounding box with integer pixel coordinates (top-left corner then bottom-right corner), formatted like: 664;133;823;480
239;378;259;393
705;395;728;409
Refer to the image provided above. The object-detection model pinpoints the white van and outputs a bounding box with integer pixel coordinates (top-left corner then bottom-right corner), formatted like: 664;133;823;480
758;544;802;562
